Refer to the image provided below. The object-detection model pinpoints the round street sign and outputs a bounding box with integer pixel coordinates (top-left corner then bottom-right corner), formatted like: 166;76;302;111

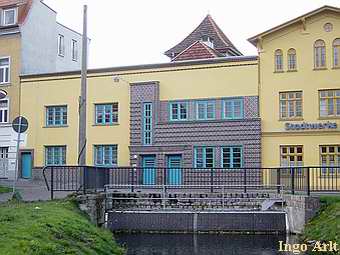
0;90;7;100
12;116;29;133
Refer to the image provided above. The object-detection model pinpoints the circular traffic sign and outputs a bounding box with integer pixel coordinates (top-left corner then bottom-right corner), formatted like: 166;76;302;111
12;116;29;133
0;90;7;100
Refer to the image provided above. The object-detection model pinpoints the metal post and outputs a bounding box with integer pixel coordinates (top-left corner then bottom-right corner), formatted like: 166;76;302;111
291;167;295;195
51;166;54;200
243;168;247;193
78;5;88;166
163;168;167;193
306;167;311;196
12;125;21;196
210;168;214;193
131;168;135;193
83;166;86;195
277;168;281;194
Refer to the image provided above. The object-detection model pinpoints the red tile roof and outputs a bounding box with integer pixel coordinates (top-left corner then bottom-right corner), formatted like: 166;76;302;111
0;0;32;24
165;14;242;59
172;41;224;62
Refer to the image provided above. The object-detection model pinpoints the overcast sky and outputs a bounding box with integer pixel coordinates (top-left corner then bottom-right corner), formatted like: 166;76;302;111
44;0;340;68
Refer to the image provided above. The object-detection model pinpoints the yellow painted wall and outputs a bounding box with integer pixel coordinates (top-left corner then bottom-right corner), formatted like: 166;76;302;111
20;60;258;168
0;33;21;121
259;11;340;167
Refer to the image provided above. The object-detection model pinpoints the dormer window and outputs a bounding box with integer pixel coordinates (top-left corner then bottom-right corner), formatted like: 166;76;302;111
3;8;17;26
201;36;214;48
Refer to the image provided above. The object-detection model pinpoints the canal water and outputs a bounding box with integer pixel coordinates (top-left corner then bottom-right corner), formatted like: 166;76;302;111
115;233;302;255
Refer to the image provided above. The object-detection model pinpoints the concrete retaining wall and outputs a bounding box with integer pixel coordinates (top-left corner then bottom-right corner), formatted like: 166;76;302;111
107;211;286;233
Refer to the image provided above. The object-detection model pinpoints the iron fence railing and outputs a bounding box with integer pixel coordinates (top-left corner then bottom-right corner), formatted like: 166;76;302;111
42;166;340;199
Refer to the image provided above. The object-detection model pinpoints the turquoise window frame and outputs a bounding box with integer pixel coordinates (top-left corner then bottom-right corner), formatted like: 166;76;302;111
94;145;118;167
169;102;188;121
221;146;243;169
222;98;244;120
95;103;118;125
143;102;153;145
196;100;216;120
46;105;67;126
194;147;215;168
45;146;66;166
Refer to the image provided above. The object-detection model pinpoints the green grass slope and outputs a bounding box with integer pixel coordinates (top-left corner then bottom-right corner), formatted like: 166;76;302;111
0;200;124;255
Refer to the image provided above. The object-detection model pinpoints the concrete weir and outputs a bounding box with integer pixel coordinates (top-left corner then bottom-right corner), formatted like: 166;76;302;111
107;211;287;233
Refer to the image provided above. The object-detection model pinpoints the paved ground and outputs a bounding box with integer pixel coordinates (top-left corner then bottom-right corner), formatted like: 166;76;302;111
0;179;71;202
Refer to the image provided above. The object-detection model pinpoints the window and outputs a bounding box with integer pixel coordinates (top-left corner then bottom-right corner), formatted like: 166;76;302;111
72;40;78;61
201;36;214;48
0;147;8;159
196;101;215;120
46;106;67;126
223;98;244;119
280;146;303;167
94;145;118;167
170;102;188;121
95;103;118;125
333;39;340;68
314;40;326;68
143;103;152;145
0;57;10;84
274;49;283;72
279;91;302;119
0;99;8;123
3;8;17;26
45;146;66;166
58;35;65;56
319;90;340;118
221;146;243;168
320;145;340;175
287;48;297;71
194;147;214;168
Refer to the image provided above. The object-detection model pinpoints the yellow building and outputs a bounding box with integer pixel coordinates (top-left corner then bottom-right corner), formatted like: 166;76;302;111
19;6;340;191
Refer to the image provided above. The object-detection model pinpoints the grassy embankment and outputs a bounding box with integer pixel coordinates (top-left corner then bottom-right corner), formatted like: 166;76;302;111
303;196;340;254
0;199;125;255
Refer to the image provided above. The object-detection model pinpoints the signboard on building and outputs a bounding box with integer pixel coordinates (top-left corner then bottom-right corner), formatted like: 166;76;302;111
285;122;338;131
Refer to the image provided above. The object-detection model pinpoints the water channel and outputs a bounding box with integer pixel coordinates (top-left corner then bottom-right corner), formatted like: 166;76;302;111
115;233;303;255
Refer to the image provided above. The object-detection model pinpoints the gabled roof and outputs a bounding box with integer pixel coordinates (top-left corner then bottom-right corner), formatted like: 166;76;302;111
172;40;224;62
165;14;242;58
0;0;33;25
248;5;340;46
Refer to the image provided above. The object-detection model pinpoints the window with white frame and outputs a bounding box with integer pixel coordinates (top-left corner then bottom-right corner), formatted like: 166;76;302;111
0;99;8;123
0;147;8;159
72;40;78;61
58;34;65;56
221;146;243;168
223;98;244;119
319;89;340;118
196;101;215;120
0;58;10;84
314;40;326;69
170;102;188;121
274;49;283;72
45;146;66;166
279;91;303;119
94;145;118;167
3;8;17;26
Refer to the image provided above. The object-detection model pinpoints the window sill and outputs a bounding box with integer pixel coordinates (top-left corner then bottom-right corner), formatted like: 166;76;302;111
287;69;298;72
279;118;304;121
332;66;340;70
58;54;65;58
72;58;78;62
93;123;119;127
43;125;69;128
313;67;327;71
318;116;340;120
0;82;11;86
273;70;284;73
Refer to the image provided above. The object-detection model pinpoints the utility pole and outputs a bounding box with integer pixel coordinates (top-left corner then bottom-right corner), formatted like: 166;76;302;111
78;5;88;166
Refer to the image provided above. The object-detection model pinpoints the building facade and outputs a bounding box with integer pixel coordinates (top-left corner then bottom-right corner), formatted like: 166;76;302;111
0;0;86;179
18;6;340;185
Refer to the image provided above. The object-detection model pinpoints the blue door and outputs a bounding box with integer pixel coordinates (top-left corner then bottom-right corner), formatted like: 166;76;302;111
167;155;182;185
22;153;32;179
142;156;156;185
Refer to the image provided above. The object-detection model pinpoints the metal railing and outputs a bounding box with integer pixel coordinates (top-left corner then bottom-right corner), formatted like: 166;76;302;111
43;166;340;199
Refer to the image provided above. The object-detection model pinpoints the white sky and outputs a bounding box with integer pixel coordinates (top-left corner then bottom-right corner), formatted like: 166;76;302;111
44;0;340;69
